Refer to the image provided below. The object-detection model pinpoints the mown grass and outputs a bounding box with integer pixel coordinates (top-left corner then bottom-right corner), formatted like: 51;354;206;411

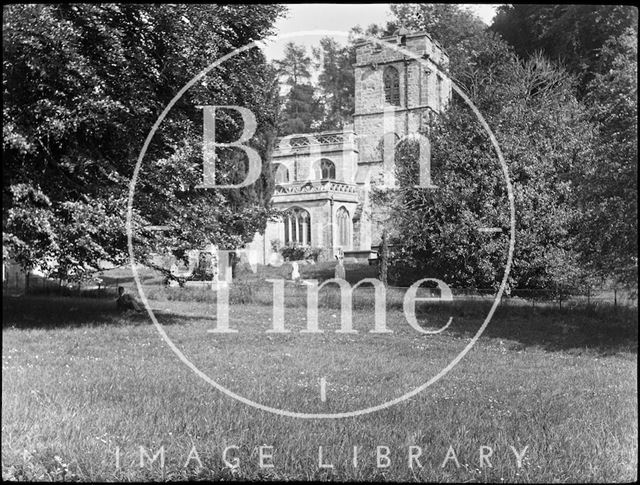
2;289;637;482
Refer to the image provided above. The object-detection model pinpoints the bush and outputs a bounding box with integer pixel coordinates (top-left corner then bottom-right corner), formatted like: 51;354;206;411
270;239;282;252
279;243;323;262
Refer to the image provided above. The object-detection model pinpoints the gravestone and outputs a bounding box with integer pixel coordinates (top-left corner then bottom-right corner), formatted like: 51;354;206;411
334;248;346;280
291;261;301;282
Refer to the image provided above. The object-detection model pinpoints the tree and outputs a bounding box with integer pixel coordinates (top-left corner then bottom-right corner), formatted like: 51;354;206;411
274;42;312;86
274;42;323;135
356;4;497;92
378;41;597;291
491;5;638;285
571;28;638;285
491;4;638;94
390;3;486;49
3;4;286;280
312;37;355;130
278;84;323;135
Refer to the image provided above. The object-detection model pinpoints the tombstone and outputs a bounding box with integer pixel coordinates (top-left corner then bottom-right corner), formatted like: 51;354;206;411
334;248;346;280
268;252;284;267
291;261;301;282
186;249;199;276
204;243;218;277
205;244;229;290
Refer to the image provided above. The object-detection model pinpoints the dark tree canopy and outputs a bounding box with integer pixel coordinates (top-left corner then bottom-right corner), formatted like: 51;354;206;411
380;46;596;291
274;43;323;135
312;37;355;130
491;4;639;94
3;4;286;278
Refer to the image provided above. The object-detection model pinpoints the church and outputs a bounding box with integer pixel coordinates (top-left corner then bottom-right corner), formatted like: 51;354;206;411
248;30;452;263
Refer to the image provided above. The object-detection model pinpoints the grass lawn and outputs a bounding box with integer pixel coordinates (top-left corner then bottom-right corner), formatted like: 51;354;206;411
2;285;637;481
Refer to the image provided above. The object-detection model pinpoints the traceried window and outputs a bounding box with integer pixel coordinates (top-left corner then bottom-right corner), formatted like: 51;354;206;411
320;158;336;180
383;66;401;106
273;164;289;184
283;207;311;245
336;207;351;248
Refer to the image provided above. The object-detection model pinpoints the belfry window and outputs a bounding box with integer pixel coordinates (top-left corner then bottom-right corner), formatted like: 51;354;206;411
383;66;401;106
283;207;311;245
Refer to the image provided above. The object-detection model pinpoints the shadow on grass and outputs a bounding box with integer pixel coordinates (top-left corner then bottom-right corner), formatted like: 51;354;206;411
423;300;638;356
1;296;208;330
3;295;637;356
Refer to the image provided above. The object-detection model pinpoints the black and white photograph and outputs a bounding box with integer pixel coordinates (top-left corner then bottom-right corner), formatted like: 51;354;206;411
2;3;637;482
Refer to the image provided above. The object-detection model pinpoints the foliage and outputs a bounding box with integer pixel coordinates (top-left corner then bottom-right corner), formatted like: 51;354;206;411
491;4;638;94
3;4;286;278
571;28;638;285
274;42;312;86
274;43;323;135
312;37;355;130
270;238;283;252
390;3;486;49
491;5;638;285
379;46;597;290
278;84;323;135
279;242;322;262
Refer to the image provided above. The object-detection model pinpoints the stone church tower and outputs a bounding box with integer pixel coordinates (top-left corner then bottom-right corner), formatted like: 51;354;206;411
352;29;451;249
250;30;451;263
353;29;450;166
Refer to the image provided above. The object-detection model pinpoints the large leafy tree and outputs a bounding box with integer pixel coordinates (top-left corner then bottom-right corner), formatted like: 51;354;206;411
379;39;596;291
312;37;355;130
3;4;286;279
491;5;638;285
278;84;323;135
571;28;638;285
491;4;638;94
274;42;323;135
390;3;486;49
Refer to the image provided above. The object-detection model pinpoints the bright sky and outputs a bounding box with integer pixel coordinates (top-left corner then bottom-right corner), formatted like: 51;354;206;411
261;4;500;61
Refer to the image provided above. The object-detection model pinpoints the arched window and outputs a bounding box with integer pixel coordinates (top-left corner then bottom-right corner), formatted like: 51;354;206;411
378;132;400;165
283;207;311;245
383;66;401;106
273;164;289;184
320;158;336;180
336;207;351;248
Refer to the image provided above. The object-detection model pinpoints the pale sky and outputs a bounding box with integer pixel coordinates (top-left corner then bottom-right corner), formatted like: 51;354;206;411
261;4;500;61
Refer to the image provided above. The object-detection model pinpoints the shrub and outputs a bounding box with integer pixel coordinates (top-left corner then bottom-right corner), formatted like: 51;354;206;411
279;243;323;262
306;247;323;262
270;239;282;252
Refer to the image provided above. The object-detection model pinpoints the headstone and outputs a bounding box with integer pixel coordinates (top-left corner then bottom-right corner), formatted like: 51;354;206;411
291;262;301;281
334;248;346;280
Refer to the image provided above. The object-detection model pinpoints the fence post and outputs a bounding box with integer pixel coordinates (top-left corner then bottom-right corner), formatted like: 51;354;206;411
614;288;617;308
